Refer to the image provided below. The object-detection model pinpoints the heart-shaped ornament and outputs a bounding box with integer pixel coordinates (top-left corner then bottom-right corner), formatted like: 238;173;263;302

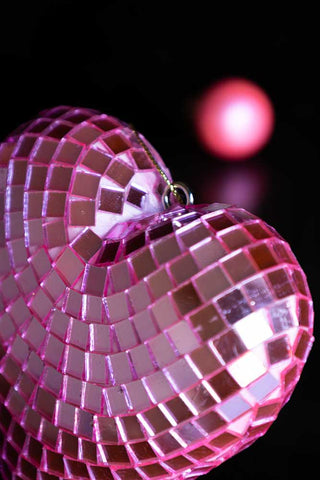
0;106;314;480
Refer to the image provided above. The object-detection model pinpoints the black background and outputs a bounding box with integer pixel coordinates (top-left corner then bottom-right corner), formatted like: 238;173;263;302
0;2;319;479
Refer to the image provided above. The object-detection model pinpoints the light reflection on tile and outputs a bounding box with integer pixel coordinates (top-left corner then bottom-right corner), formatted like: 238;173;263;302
228;351;266;387
233;311;273;349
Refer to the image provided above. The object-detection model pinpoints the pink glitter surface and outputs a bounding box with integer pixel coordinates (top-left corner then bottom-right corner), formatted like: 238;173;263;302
0;107;314;480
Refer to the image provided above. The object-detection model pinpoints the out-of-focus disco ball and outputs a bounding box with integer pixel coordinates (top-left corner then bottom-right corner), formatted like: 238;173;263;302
195;78;275;160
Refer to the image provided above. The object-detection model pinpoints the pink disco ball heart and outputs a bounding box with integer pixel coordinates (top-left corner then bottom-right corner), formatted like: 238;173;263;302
0;107;314;480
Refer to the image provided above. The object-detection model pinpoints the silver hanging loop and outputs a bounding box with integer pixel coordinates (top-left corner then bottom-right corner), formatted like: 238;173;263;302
162;181;194;209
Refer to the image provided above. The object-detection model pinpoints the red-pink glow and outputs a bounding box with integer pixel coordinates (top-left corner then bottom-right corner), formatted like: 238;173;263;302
195;78;275;160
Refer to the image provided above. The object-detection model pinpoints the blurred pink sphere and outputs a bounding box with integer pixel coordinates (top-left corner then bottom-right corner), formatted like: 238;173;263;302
195;78;275;160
